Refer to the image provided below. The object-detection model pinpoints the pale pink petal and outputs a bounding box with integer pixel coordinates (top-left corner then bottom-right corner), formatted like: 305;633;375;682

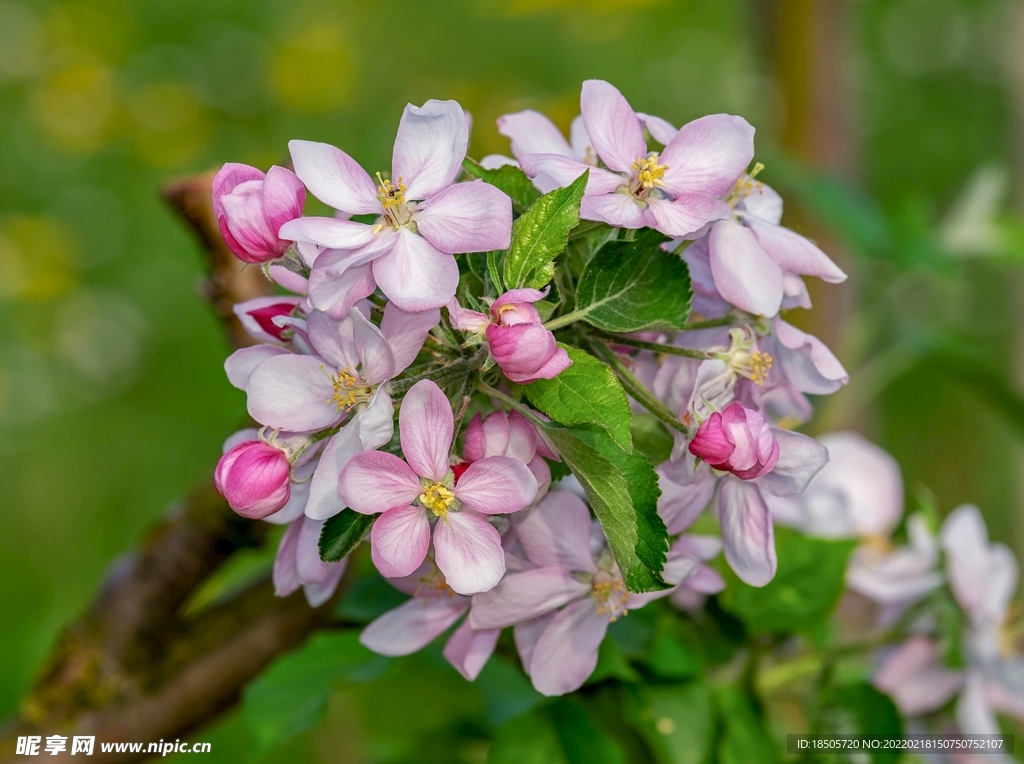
529;598;609;696
360;597;468;656
304;419;374;521
569;116;593;162
447;299;490;334
338;451;423;514
296;515;335;584
514;613;557;675
741;183;783;225
718;480;777;586
479;154;517;169
645;195;730;238
657;467;716;535
516;489;596;572
686;563;727;594
392;99;469;200
638;113;677;146
708;219;784;317
942;505;1018;623
434;511;506;595
303;561;346;607
381;303;441;375
267;264;310;293
660;114;755;198
272;519;302;598
454;456;537;515
772;318;849;395
278;216;377;250
874;636;963;716
416;180;512;253
372;228;459;312
224;345;287;390
503;344;572;385
246;353;340;431
580;192;647;229
519;153;622;195
400;379;454;482
307;250;380;319
462;413;495;464
580;79;646;174
498;109;573;158
469;567;590;629
746;218;847;283
234;296;304;344
506;411;539;463
348;307;398;385
304;308;358;370
443;621;501;681
288;140;380;215
370;505;431;578
755;429;829;497
491;287;548;313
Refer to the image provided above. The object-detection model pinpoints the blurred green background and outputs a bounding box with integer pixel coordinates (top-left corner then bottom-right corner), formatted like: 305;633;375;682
1;0;1022;760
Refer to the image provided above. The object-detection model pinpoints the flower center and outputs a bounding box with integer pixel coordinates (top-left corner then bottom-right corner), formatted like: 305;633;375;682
726;162;765;208
413;567;458;599
592;573;629;621
373;173;414;231
714;328;773;386
630;152;668;197
419;482;456;517
325;366;373;412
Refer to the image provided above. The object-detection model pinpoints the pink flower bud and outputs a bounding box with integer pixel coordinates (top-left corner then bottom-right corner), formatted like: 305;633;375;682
212;163;305;264
215;440;292;518
688;402;779;480
484;288;571;384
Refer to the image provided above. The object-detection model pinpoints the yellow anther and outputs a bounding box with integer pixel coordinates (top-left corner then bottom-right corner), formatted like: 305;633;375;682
419;482;456;517
376;172;407;210
631;153;668;190
414;569;457;599
749;350;773;387
728;163;766;206
325;366;371;413
592;577;629;621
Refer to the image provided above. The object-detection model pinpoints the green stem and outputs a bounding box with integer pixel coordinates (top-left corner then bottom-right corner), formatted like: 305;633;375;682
685;315;739;330
387;349;486;397
543;308;592;332
590;330;710;360
477;383;537;420
588;342;689;436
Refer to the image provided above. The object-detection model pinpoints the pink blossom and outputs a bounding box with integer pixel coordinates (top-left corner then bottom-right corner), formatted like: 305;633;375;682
215;439;291;519
360;560;499;681
480;111;595;180
461;409;554;499
274;515;347;607
279;100;513;313
689;402;779;480
213;163;305;264
338;381;538;594
448;288;572;383
518;80;753;238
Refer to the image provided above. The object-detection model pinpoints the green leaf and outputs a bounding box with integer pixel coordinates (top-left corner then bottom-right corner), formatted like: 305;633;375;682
525;345;632;451
549;698;628;764
463;158;540;214
488;710;568;764
817;683;903;764
504;170;588;290
539;422;669;593
574;228;692;332
242;631;388;753
720;527;855;635
715;686;778;764
626;682;713;764
487;249;505;293
319;509;376;562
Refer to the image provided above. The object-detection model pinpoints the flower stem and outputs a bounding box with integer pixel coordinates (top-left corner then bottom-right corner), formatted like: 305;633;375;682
543;308;590;332
589;330;710;360
686;315;739;330
387;348;487;397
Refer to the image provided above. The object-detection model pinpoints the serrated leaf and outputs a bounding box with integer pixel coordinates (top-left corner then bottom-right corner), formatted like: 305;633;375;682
524;345;632;451
504;171;588;290
319;509;376;562
462;158;540;214
539;422;669;593
487;249;504;292
574;228;692;332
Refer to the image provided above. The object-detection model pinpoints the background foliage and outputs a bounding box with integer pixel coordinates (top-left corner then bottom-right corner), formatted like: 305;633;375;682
1;0;1022;760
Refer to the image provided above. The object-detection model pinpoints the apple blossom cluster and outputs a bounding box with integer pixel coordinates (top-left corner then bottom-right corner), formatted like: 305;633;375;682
211;79;856;696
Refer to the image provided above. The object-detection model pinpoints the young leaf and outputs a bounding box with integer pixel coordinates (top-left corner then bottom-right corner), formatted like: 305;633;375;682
524;345;632;451
539;422;669;593
574;228;692;332
504;170;588;290
319;509;377;562
462;158;540;214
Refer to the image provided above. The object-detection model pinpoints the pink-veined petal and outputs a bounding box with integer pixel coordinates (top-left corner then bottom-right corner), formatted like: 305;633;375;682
519;153;622;195
224;345;287;390
372;228;459;312
272;519;302;598
657;467;717;535
246;353;340;431
746;217;847;283
708;219;784;317
303;560;346;607
348;306;398;385
289;140;380;215
660;114;755;198
529;598;609;696
392;99;469;200
381;303;441;375
261;165;306;234
580;192;647;229
756;429;829;497
360;596;468;656
718;480;777;586
278;216;377;250
580;79;646;174
400;379;454;482
771;318;849;395
434;511;506;595
516;489;596;572
416;180;512;253
454;456;538;515
443;620;501;681
498;109;574;158
645;195;730;238
469;567;589;629
338;451;423;514
514;613;557;676
370;505;431;578
637;112;677;145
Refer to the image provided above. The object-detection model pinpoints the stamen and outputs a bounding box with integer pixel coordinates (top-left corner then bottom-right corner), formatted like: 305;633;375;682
323;366;372;413
726;163;766;206
592;576;629;621
419;482;456;518
631;152;668;191
375;172;407;210
749;350;773;386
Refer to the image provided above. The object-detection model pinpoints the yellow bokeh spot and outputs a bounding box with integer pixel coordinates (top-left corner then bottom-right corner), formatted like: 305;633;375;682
271;22;355;113
130;82;211;168
30;55;116;154
0;216;77;301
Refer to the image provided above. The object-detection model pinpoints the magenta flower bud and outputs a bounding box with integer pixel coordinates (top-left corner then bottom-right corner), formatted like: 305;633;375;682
212;163;305;264
485;288;571;384
688;402;779;480
215;440;292;518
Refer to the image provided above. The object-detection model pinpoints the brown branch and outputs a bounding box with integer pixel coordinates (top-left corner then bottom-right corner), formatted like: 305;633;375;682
0;174;335;763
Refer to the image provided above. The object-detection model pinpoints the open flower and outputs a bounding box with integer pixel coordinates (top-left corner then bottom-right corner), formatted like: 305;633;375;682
338;381;538;594
213;163;305;264
279;99;512;313
519;80;753;239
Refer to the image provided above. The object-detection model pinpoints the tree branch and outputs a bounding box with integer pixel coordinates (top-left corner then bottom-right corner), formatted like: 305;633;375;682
0;174;336;763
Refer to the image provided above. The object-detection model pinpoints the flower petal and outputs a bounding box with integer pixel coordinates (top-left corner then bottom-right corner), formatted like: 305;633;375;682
246;353;340;431
659;114;755;198
261;165;306;234
289;139;380;215
941;504;1018;624
272;520;302;598
529;598;609;696
304;426;362;521
771;318;849;395
307;254;379;320
381;303;441;375
516;489;596;572
416;179;513;253
874;636;963;716
224;345;287;390
580;79;646;174
370;505;431;579
645;195;730;238
717;480;777;586
746;217;847;283
348;306;398;385
755;429;829;497
454;456;538;515
360;597;468;656
392;99;469;200
580;192;647;229
657;466;717;535
338;451;423;514
470;567;590;629
278;216;377;250
498;109;574;158
400;379;454;482
518;153;622;195
434;511;506;595
443;620;501;681
372;228;459;312
708;219;784;317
